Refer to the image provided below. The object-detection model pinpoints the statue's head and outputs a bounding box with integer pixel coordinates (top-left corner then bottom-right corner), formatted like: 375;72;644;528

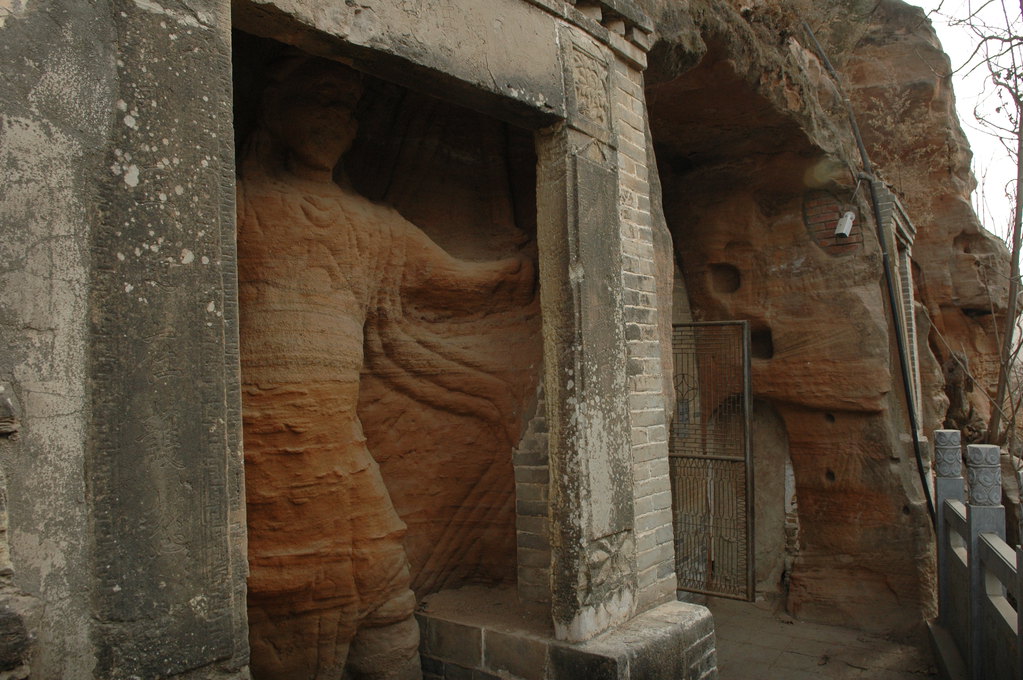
260;54;364;175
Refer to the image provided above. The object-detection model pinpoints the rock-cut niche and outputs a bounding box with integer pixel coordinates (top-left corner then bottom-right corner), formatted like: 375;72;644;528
233;34;542;679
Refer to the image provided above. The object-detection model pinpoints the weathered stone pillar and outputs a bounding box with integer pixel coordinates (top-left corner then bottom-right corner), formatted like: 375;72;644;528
87;1;248;676
535;29;637;643
934;429;964;628
2;0;248;676
964;443;1005;680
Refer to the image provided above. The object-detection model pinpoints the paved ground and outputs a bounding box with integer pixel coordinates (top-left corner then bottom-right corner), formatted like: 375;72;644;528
707;597;938;680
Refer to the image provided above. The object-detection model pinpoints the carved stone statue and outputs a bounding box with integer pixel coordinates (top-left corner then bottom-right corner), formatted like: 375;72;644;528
237;56;536;679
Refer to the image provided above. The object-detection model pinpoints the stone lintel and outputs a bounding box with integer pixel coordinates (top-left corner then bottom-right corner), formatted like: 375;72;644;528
233;0;566;128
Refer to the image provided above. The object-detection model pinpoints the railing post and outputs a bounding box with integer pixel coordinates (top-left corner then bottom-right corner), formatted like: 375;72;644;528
1017;468;1022;680
934;429;964;628
965;443;1005;680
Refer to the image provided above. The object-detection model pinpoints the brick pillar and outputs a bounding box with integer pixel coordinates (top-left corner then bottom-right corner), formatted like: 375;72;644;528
614;58;677;613
515;383;551;605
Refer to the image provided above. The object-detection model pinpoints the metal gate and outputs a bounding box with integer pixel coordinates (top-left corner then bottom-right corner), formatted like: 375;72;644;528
669;321;754;600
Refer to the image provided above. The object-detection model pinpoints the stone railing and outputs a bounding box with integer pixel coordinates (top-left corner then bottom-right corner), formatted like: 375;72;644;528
931;429;1022;680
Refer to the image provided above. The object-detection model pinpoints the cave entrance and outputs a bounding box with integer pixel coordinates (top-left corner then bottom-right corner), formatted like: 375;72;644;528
232;32;542;677
668;321;754;601
647;40;819;607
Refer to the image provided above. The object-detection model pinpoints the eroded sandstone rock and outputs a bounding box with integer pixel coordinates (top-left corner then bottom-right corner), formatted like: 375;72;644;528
638;0;1005;634
841;0;1011;440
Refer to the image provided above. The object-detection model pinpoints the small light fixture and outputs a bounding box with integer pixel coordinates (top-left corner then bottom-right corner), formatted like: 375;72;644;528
835;211;855;238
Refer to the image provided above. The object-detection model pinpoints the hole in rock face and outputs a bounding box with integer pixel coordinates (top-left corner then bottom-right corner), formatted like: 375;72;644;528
750;328;774;359
954;231;980;254
963;307;992;318
824;413;835;423
709;263;741;293
825;470;836;482
902;505;911;516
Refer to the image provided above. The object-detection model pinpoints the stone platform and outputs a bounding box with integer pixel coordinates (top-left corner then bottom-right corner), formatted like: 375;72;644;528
417;586;716;680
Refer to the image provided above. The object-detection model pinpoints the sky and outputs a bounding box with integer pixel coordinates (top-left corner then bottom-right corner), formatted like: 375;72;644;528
910;0;1020;243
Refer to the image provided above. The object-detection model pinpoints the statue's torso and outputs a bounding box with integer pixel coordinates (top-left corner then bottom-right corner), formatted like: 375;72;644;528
238;174;397;390
238;172;411;604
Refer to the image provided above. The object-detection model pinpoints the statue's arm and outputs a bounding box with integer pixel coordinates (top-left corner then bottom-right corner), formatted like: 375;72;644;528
398;220;536;313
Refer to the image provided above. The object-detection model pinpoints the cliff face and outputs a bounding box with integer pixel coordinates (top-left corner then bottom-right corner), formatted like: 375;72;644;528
637;0;1008;633
841;1;1010;441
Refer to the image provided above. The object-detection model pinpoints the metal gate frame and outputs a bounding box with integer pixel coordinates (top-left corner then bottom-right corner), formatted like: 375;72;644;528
668;320;754;601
